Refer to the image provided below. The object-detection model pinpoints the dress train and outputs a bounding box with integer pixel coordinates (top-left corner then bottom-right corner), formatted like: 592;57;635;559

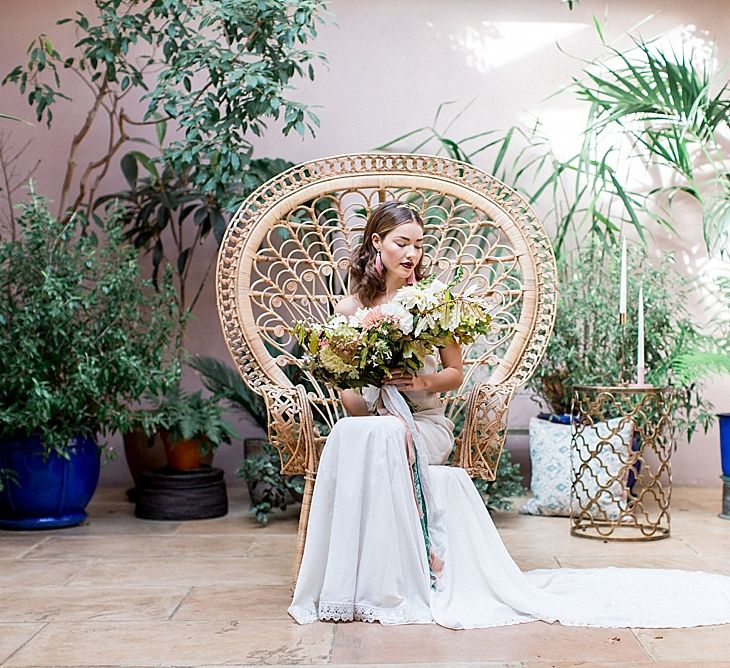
289;396;730;628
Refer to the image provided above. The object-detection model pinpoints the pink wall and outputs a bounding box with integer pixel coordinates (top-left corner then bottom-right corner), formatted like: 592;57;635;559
2;0;729;489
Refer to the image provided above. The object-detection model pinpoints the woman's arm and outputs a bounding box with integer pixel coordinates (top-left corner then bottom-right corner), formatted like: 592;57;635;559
334;296;370;416
384;340;464;393
340;388;370;416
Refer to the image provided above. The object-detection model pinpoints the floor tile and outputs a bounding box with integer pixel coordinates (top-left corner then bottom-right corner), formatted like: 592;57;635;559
553;554;730;575
330;622;649;664
524;662;730;668
0;535;49;559
4;621;334;667
173;507;301;536
59;514;182;536
68;555;293;588
23;534;257;560
244;534;299;557
5;485;730;667
0;560;90;587
173;585;293;621
0;624;44;665
634;625;730;662
0;587;188;622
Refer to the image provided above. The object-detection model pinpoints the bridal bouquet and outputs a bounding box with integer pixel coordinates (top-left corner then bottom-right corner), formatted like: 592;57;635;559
291;268;493;389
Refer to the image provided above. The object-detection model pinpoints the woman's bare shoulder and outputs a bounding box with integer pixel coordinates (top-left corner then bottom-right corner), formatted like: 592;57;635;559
334;295;362;316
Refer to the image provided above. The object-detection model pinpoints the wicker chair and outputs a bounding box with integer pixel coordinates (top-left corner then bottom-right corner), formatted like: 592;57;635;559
216;153;558;583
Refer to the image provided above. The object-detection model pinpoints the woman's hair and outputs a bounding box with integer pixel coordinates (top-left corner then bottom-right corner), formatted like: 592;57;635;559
349;201;427;306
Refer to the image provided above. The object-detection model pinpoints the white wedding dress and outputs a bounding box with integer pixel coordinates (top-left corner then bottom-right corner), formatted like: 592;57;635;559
289;356;730;629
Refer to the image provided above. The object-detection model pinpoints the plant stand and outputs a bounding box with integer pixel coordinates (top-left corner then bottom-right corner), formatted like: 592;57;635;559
720;475;730;521
134;466;227;521
570;385;674;541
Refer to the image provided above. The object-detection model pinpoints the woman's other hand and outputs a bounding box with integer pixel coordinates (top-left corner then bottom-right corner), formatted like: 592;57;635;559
384;369;428;392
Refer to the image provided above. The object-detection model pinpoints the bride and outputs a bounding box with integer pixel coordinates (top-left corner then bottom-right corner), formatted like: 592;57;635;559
288;201;730;629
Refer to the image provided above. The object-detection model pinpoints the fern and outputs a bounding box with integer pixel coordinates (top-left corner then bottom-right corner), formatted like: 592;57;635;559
672;352;730;385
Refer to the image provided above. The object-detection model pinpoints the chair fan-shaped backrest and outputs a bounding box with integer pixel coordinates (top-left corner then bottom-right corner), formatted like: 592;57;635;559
217;154;557;432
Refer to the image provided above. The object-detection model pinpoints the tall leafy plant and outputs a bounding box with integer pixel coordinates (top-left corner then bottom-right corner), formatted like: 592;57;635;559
527;242;718;442
0;192;179;457
381;29;730;259
4;0;328;350
571;35;730;255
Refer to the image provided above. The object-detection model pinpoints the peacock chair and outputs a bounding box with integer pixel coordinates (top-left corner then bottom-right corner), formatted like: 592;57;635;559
216;153;558;584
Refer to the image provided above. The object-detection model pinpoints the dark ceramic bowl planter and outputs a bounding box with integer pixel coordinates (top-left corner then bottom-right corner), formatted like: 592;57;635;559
0;434;101;530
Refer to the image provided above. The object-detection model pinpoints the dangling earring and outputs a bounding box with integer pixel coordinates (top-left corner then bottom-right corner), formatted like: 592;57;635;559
374;251;384;275
407;269;416;285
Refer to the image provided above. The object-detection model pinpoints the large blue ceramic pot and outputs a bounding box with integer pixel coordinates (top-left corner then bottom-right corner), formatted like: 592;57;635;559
719;413;730;478
0;434;100;529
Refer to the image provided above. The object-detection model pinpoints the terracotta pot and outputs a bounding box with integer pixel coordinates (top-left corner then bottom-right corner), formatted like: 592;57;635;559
161;432;212;471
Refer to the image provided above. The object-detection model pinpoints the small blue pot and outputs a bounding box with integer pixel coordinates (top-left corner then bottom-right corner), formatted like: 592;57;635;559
0;434;100;530
719;414;730;477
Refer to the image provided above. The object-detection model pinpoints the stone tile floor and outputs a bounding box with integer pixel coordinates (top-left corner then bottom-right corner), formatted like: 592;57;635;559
1;484;729;667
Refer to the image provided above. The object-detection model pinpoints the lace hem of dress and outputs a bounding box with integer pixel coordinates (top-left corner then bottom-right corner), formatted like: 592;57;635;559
315;600;412;624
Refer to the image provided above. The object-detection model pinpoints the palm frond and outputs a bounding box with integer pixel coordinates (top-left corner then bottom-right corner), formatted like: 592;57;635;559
189;355;268;431
672;352;730;385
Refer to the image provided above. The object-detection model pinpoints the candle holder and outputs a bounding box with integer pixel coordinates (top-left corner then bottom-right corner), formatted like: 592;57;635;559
570;385;674;541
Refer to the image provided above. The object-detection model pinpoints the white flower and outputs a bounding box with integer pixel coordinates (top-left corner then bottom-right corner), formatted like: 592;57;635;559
394;282;444;312
414;312;436;337
393;284;424;309
381;302;414;334
426;279;448;295
327;315;350;328
348;307;372;328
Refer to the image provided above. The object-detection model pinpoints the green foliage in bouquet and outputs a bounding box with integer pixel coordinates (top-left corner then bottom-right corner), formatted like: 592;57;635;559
0;193;179;458
293;269;493;390
529;242;718;442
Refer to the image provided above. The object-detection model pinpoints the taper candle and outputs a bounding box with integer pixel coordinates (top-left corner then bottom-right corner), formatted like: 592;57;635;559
637;286;645;385
619;235;627;317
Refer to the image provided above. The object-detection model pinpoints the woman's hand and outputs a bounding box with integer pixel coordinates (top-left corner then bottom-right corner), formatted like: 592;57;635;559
383;369;428;392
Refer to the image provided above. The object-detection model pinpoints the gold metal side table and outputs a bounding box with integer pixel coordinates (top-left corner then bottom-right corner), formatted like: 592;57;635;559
570;385;674;541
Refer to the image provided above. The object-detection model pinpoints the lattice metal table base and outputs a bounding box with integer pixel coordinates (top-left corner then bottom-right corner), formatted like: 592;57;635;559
570;385;674;541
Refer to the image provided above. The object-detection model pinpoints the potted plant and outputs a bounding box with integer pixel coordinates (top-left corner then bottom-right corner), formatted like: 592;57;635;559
189;355;310;523
236;443;304;525
528;243;718;442
3;0;328;489
0;193;178;528
140;387;237;471
671;276;730;476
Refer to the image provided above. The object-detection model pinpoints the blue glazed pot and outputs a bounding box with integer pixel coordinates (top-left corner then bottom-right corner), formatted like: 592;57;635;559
0;434;100;530
719;414;730;477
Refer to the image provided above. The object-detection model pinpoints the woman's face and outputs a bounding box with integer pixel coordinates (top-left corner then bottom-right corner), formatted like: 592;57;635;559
372;221;424;281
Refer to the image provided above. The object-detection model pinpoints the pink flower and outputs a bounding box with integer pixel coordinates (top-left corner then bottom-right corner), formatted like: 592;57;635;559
359;307;387;330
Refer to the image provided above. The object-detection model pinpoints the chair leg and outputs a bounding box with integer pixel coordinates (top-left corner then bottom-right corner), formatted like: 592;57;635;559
290;470;315;592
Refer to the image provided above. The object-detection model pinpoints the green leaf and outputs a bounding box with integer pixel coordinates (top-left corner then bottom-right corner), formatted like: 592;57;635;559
176;247;191;276
120;153;138;188
128;151;159;180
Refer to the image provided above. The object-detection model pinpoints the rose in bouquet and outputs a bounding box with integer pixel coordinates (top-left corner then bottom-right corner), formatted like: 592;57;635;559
291;268;493;390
